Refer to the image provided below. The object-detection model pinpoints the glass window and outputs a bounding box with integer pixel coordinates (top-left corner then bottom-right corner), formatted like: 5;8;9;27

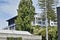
42;19;45;21
43;22;45;25
37;18;41;20
51;23;53;25
38;21;41;24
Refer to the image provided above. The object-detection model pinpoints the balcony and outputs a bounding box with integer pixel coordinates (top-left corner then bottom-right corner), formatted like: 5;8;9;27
3;24;16;30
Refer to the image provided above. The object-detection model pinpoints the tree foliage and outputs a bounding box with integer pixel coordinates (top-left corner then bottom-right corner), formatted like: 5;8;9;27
33;26;58;40
15;0;35;33
7;37;22;40
38;0;57;21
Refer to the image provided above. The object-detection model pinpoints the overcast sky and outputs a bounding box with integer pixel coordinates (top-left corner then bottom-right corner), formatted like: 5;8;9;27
0;0;60;29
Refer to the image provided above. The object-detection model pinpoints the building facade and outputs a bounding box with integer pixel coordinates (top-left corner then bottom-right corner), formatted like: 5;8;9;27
3;13;57;30
4;16;17;30
32;13;57;27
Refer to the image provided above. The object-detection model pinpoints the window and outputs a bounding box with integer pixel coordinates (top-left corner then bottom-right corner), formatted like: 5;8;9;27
42;19;45;21
37;18;41;20
38;21;41;24
51;23;53;25
43;22;45;25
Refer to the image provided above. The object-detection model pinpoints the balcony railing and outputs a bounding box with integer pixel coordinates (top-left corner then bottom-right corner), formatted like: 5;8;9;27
3;24;16;30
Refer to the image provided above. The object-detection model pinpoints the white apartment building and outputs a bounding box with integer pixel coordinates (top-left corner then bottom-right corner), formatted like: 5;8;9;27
32;13;57;27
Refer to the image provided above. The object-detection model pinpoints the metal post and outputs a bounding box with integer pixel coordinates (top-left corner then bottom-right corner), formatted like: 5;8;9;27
45;0;48;40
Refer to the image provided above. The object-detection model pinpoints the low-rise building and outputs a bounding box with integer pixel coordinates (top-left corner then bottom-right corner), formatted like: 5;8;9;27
0;30;42;40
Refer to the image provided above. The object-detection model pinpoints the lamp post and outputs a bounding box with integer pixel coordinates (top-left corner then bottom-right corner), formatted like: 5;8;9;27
45;0;48;40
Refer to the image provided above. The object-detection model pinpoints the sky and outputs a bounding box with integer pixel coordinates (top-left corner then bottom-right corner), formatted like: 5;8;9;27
0;0;60;29
0;0;40;29
0;0;20;29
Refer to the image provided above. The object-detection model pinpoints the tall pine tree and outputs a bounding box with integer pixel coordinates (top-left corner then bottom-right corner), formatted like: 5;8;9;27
15;0;35;33
38;0;57;24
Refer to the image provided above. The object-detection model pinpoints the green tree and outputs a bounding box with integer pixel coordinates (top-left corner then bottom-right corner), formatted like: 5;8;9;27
15;0;35;33
38;0;58;40
38;0;57;24
33;26;58;40
48;26;58;40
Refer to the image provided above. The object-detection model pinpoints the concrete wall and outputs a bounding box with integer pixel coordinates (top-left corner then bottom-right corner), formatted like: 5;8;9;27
0;37;6;40
0;33;42;40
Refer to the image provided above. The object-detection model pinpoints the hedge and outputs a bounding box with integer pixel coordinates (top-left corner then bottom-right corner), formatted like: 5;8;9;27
7;37;22;40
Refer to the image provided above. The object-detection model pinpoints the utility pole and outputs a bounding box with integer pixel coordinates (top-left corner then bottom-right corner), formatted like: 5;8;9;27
45;0;48;40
